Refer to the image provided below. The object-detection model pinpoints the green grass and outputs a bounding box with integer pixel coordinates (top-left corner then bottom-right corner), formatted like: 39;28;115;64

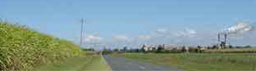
34;53;111;71
0;22;84;71
205;48;256;53
114;53;256;71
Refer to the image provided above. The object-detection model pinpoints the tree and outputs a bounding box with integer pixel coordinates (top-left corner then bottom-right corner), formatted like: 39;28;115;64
212;45;217;49
135;48;140;53
123;46;128;52
141;44;147;53
113;48;119;52
245;45;252;48
181;46;186;52
156;45;164;53
229;45;233;48
196;46;202;53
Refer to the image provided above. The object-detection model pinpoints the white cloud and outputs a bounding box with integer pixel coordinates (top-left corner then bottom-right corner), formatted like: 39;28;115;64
84;35;102;43
186;28;196;34
175;28;197;37
112;35;129;41
155;28;168;34
137;35;152;41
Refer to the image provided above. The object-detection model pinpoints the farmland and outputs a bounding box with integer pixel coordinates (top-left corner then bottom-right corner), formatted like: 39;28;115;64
113;53;256;71
0;22;84;71
204;48;256;53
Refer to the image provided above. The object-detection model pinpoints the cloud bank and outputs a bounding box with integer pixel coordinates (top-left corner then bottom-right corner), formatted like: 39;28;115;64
112;35;129;42
84;34;102;43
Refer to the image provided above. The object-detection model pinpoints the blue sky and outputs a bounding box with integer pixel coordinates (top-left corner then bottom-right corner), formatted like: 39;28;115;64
1;0;256;49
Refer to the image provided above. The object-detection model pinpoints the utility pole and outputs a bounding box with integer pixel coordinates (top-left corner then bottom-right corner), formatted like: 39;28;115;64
80;18;85;46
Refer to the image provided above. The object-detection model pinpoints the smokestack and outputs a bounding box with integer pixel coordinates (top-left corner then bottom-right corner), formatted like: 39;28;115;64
218;33;220;42
224;34;227;43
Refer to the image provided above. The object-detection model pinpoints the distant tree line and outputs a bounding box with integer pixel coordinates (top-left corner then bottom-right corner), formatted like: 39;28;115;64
101;45;253;54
